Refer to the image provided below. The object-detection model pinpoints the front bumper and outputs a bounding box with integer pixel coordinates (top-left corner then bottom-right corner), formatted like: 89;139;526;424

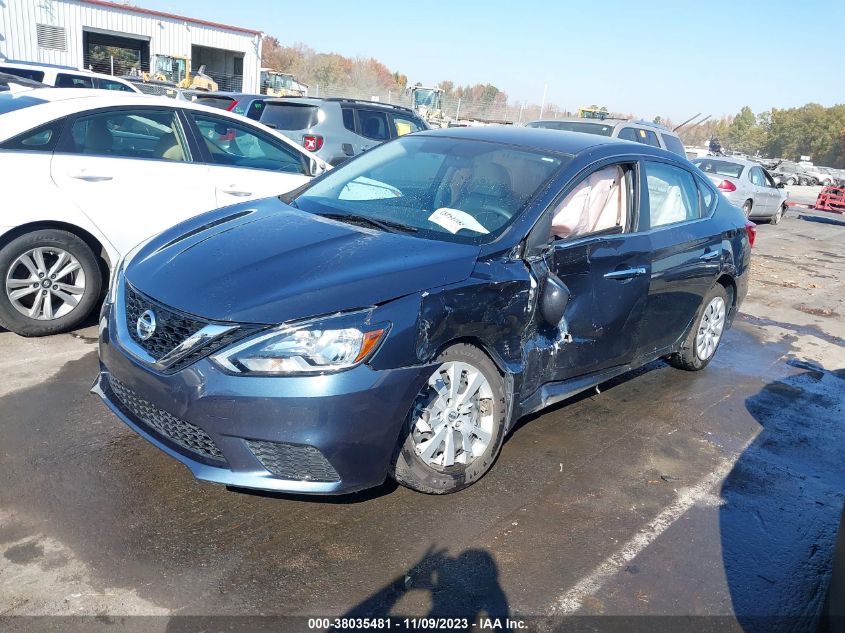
93;305;429;495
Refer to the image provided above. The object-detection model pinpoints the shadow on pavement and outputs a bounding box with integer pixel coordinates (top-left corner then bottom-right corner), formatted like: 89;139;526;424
798;213;845;228
331;546;509;628
721;361;845;633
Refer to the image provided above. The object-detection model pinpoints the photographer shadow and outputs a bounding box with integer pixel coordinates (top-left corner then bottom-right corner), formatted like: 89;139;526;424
334;547;510;630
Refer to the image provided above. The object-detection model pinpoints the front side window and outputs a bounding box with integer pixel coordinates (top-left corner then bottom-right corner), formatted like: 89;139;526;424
357;109;390;141
68;109;188;161
644;161;701;228
55;73;94;88
551;164;630;239
191;113;307;174
294;135;569;244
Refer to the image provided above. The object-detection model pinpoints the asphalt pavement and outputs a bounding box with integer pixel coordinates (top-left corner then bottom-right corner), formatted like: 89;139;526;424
1;206;843;632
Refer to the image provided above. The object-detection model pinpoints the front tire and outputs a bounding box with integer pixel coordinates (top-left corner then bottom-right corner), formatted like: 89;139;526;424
668;284;729;371
390;344;507;494
0;230;102;337
771;204;785;225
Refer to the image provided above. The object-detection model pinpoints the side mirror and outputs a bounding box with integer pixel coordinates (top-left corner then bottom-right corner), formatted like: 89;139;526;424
308;157;322;177
540;273;570;326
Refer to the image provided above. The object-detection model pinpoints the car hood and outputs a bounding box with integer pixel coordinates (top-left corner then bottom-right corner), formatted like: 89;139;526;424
126;197;480;324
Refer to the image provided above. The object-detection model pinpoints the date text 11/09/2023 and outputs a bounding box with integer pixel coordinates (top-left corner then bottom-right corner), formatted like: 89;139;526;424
307;618;528;629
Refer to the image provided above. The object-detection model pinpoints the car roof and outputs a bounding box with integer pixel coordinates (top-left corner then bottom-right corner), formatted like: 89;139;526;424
265;96;416;114
691;156;759;168
417;125;646;155
529;117;680;136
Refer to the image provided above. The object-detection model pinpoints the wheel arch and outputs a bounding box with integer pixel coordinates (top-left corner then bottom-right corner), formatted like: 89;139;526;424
0;221;113;287
715;273;737;309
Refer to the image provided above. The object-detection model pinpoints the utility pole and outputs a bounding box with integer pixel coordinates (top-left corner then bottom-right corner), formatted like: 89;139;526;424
540;83;548;118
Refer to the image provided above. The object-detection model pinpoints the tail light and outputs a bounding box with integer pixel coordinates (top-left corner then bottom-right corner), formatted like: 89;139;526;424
302;135;323;152
745;220;756;248
718;180;737;192
226;100;239;111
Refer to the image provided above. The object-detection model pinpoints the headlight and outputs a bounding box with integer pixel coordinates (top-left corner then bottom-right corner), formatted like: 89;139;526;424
211;313;388;376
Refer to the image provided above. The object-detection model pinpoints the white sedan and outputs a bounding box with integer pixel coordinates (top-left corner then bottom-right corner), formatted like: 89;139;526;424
0;87;329;336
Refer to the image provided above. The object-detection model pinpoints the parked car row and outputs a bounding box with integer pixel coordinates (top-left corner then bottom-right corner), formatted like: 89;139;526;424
0;87;328;336
191;92;429;166
526;117;687;157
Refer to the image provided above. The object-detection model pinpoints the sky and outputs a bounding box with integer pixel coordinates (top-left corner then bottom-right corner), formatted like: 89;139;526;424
143;0;845;121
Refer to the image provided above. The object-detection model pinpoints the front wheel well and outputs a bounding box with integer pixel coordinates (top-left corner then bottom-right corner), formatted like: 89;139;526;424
0;222;111;290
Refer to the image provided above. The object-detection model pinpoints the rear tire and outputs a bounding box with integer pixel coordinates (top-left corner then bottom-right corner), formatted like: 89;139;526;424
390;344;507;494
668;284;729;372
0;230;102;337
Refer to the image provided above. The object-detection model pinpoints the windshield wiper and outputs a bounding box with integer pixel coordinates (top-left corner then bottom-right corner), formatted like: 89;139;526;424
317;212;418;234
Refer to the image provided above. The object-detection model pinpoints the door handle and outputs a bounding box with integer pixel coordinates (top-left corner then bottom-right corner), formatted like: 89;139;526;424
603;267;647;280
700;251;720;261
220;187;252;197
69;171;113;182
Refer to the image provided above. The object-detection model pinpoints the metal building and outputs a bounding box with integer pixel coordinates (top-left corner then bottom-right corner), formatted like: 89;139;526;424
0;0;263;92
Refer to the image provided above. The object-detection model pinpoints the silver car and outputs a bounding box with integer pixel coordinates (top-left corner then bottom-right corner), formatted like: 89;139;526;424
692;157;788;224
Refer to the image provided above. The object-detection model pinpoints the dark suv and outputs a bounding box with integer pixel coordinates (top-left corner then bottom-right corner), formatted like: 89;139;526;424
255;97;428;165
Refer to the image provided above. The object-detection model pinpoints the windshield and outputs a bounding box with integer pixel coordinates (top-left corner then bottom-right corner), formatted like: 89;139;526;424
692;159;744;178
527;120;614;136
294;135;569;243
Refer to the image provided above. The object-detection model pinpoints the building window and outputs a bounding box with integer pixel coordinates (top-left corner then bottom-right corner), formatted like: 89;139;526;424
36;24;67;51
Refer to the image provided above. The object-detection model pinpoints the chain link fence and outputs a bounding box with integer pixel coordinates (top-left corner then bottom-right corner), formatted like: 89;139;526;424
309;83;573;125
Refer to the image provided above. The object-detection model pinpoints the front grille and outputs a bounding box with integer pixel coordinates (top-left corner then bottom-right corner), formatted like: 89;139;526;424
108;375;226;465
125;284;206;360
123;284;263;373
246;440;340;482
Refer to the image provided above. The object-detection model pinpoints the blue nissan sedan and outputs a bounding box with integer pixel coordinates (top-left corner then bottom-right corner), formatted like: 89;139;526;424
93;126;753;495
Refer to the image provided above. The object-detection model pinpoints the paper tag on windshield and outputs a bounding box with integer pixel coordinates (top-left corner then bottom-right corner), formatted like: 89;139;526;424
428;208;489;235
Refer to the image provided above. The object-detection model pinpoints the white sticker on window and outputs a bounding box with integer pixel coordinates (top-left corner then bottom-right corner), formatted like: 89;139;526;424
428;208;489;234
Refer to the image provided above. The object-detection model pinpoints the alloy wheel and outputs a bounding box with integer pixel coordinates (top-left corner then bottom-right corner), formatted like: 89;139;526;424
695;296;726;361
410;361;495;468
5;247;86;320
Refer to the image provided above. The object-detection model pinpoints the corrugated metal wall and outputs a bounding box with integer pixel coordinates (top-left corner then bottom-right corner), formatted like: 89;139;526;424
0;0;262;91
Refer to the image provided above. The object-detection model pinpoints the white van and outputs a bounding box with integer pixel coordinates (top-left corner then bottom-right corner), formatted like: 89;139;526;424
0;60;140;93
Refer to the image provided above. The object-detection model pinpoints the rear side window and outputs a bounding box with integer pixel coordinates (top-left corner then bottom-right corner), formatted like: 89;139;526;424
660;133;686;157
259;103;319;130
97;78;134;92
644;161;701;228
56;73;94;88
342;107;356;132
750;167;767;186
696;176;715;214
0;67;45;82
638;129;661;147
68;109;188;161
357;109;390;141
392;114;424;137
244;100;265;120
0;119;64;152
